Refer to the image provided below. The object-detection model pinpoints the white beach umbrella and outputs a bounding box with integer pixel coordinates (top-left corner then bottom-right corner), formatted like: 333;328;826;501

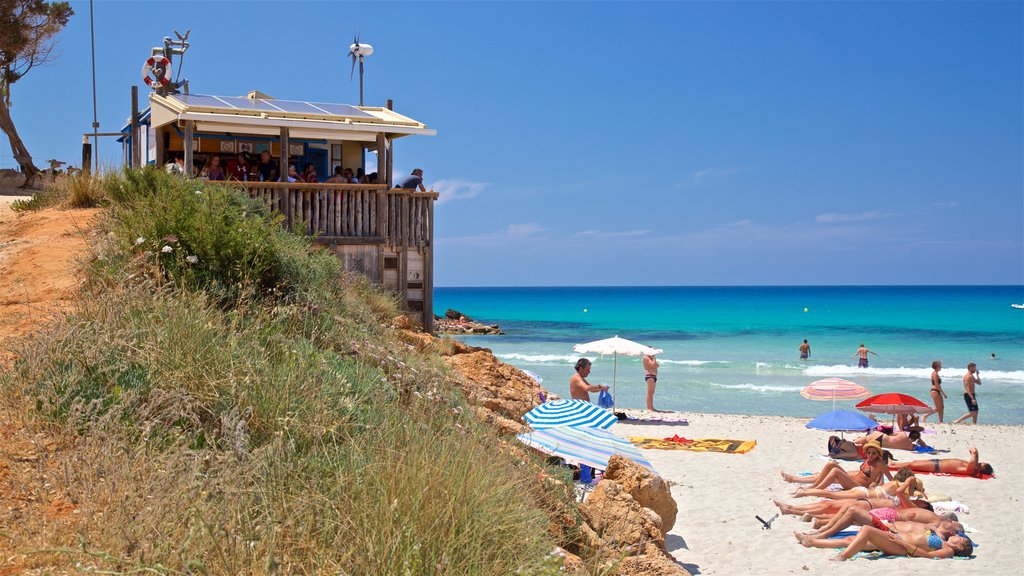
572;336;663;404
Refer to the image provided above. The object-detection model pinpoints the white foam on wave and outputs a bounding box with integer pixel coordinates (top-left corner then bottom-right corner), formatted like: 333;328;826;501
659;359;723;366
803;364;1024;382
497;353;581;364
709;382;804;393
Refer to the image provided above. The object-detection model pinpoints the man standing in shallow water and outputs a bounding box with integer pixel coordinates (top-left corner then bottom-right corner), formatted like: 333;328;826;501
851;344;878;368
799;339;811;360
642;354;659;411
953;363;981;425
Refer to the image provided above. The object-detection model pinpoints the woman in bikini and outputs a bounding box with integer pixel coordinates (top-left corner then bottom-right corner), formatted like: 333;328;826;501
893;447;994;477
796;522;973;560
854;429;930;452
922;360;948;423
781;441;890;490
791;475;921;502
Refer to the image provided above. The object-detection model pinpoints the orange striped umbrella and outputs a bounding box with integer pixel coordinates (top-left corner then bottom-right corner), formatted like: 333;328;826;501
801;378;871;410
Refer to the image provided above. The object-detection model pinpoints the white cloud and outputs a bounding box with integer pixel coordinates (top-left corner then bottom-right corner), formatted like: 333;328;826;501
674;167;744;189
815;210;890;223
432;178;489;204
440;222;544;244
573;229;650;238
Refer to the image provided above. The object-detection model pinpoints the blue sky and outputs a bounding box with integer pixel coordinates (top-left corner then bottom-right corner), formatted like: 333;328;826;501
4;1;1022;286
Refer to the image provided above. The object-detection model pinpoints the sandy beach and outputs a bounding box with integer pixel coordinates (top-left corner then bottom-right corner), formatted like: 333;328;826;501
616;412;1023;575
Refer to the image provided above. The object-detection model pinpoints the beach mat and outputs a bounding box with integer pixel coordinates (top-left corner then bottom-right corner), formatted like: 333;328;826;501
630;436;757;454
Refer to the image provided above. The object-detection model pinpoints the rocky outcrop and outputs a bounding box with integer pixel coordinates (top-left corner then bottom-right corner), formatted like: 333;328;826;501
604;455;678;532
581;481;665;556
444;349;551;423
435;308;503;334
402;328;686;575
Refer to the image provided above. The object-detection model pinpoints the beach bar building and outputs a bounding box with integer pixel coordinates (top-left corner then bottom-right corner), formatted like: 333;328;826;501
121;91;438;331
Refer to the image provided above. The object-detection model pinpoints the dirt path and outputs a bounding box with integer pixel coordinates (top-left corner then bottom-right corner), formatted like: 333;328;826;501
0;199;98;573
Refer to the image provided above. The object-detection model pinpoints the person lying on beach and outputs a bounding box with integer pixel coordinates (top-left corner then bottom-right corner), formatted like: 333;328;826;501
892;447;994;477
774;492;934;522
854;429;930;452
795;523;973;560
791;475;921;501
806;502;958;539
781;441;890;490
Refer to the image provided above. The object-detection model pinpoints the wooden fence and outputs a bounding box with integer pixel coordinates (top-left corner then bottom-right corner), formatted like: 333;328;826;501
227;182;436;246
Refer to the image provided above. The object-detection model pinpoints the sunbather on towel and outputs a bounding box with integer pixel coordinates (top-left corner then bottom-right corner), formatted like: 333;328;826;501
893;447;994;477
782;440;891;490
795;523;973;560
792;476;922;502
775;496;933;521
855;429;930;452
807;500;958;539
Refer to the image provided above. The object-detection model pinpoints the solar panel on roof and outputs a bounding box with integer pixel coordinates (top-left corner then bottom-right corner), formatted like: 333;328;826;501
215;96;281;112
309;102;376;119
168;94;379;120
266;100;329;115
172;94;235;108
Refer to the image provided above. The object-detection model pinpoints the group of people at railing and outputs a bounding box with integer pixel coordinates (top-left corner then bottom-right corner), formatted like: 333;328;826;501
165;151;379;185
166;151;428;192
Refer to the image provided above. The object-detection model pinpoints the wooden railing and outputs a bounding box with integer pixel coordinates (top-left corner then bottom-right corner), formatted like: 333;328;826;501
226;182;436;246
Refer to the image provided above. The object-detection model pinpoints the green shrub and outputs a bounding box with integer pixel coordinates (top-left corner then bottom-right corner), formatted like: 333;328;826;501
2;168;574;574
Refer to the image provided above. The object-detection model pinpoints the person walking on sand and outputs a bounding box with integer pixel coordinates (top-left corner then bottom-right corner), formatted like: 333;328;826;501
851;344;878;368
953;363;981;425
922;360;948;423
569;358;608;403
642;353;659;411
799;339;811;360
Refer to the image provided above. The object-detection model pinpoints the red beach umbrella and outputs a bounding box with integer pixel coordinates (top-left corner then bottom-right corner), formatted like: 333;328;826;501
855;393;931;415
800;378;871;410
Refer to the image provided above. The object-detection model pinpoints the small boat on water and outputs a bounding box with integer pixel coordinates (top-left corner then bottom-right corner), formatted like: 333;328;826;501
1012;304;1024;310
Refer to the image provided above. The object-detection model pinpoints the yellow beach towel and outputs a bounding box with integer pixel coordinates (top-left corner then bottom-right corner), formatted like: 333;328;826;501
630;437;757;454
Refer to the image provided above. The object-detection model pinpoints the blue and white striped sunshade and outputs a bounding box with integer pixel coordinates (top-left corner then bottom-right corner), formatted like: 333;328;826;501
517;426;656;473
523;399;617;430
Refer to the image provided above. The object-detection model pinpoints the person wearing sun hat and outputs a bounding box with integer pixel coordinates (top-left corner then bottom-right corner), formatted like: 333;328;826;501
782;439;890;490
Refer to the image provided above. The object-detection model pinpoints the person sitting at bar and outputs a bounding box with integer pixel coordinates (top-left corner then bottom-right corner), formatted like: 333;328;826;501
227;153;248;181
303;163;319;183
286;164;302;183
342;167;356;183
355;167;365;183
256;150;279;182
203;155;225;180
324;166;346;183
395;168;426;191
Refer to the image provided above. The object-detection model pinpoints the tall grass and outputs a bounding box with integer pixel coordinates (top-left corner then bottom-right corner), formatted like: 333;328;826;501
2;167;575;574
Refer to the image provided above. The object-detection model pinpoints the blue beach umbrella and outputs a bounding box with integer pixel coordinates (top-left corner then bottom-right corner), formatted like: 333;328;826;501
516;426;656;473
523;399;618;430
806;409;878;432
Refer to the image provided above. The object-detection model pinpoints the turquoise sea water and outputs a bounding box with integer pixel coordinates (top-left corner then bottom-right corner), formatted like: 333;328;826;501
434;286;1024;425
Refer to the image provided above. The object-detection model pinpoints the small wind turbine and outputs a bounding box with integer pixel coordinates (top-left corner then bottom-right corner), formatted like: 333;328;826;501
347;35;374;106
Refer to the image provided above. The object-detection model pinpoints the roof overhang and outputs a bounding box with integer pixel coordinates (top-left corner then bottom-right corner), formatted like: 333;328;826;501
148;93;436;141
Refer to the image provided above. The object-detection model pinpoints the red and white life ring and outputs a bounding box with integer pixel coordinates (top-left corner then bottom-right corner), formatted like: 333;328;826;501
142;56;172;89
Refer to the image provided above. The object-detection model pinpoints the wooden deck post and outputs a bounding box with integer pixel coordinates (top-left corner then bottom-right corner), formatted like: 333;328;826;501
183;120;194;175
424;196;435;333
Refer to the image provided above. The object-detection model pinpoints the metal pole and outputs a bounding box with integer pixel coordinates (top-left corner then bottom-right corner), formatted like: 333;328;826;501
130;86;140;169
89;0;99;173
359;57;364;106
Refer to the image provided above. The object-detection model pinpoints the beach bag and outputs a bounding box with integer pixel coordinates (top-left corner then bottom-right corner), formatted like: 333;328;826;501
828;435;861;461
597;389;615;409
